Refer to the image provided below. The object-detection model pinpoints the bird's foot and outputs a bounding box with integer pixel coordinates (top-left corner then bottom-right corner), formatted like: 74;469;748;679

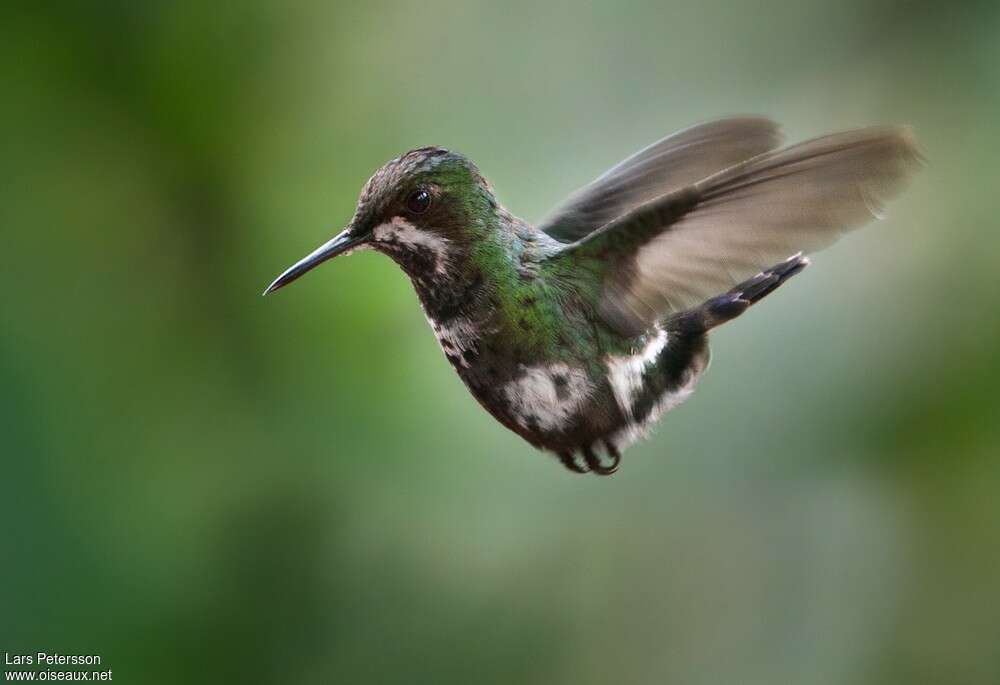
558;442;621;476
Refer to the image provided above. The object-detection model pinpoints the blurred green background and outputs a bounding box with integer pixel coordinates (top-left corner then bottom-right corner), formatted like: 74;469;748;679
2;1;999;683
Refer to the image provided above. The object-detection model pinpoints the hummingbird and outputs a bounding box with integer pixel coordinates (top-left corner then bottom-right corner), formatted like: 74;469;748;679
264;118;920;475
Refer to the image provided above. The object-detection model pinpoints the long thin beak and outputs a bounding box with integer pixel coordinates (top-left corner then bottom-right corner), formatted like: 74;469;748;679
262;227;365;295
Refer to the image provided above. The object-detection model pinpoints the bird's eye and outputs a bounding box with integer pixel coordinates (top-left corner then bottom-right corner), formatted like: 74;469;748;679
406;189;432;214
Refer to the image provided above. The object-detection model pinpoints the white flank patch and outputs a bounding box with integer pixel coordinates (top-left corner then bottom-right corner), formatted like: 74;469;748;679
502;363;592;432
609;359;705;451
371;217;451;275
605;327;668;421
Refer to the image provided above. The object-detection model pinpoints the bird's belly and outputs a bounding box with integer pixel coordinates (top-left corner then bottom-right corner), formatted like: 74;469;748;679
477;354;707;455
445;343;617;448
495;362;598;436
429;314;709;454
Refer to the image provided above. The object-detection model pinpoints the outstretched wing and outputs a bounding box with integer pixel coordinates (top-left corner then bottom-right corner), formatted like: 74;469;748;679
554;127;922;336
539;118;783;243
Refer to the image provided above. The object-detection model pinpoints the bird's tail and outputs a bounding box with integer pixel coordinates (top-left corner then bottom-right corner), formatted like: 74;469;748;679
677;253;809;332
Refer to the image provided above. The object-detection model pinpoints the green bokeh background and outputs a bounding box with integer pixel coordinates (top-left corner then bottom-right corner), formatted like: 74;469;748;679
3;1;999;683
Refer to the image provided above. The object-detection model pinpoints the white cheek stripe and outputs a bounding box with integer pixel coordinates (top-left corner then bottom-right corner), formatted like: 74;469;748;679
371;217;451;275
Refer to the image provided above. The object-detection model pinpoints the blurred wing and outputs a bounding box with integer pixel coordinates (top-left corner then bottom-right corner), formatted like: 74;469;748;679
560;127;922;336
539;117;783;242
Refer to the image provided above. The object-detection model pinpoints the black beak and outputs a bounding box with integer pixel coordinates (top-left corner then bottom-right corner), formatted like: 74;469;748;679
263;227;366;295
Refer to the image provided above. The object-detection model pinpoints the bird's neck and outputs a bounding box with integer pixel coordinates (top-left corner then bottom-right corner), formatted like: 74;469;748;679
406;211;540;327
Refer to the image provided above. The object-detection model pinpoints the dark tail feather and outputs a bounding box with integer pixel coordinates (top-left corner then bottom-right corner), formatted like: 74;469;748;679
684;253;809;331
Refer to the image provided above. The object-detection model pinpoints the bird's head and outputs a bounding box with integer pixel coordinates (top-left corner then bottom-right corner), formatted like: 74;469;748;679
264;147;500;294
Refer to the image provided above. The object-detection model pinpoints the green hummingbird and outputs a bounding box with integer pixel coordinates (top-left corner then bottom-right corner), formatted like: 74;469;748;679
264;118;920;475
